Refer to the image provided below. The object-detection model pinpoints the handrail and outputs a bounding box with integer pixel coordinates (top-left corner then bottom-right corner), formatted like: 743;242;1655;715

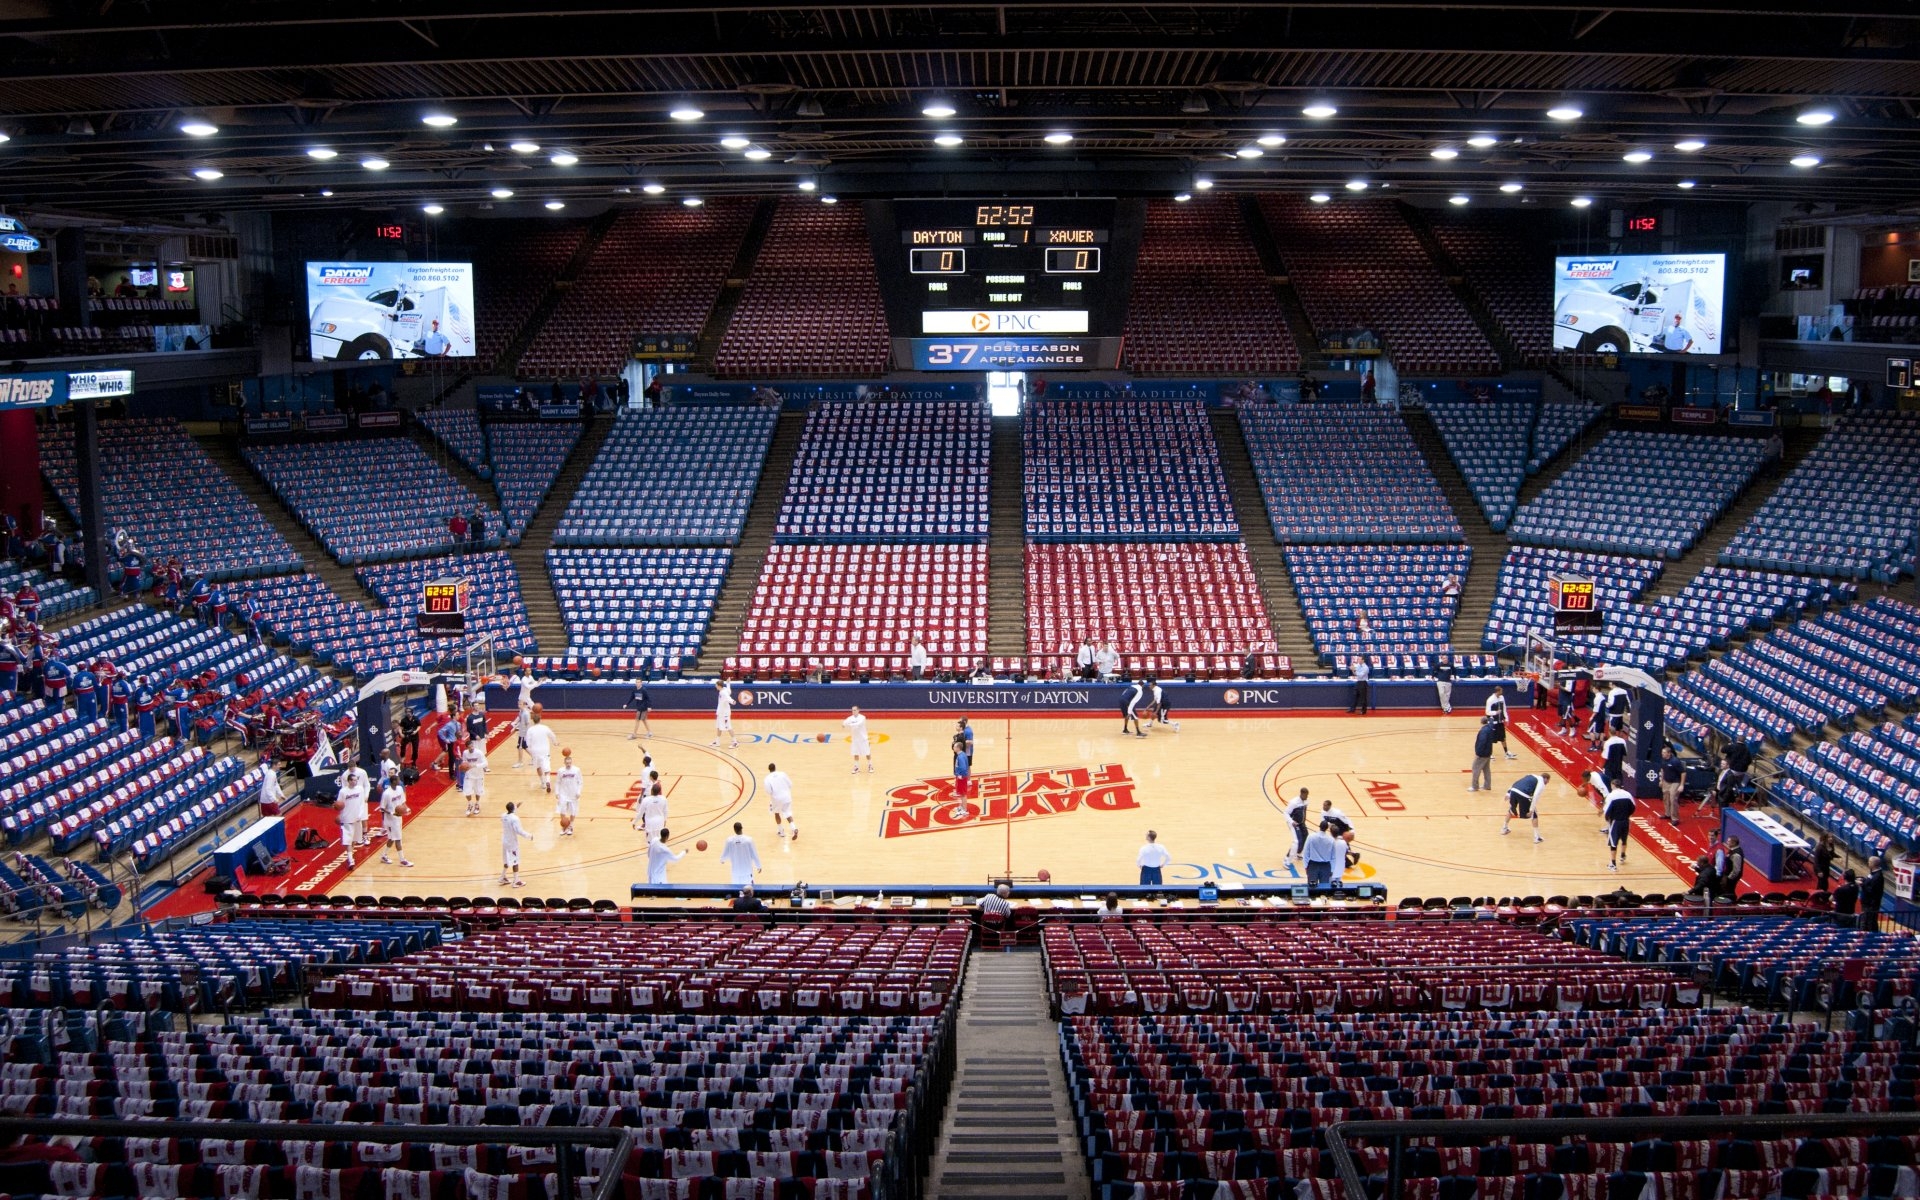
1325;1112;1920;1200
0;1116;635;1200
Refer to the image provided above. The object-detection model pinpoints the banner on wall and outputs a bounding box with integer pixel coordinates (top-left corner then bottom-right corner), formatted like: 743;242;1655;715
1671;406;1719;427
0;369;134;412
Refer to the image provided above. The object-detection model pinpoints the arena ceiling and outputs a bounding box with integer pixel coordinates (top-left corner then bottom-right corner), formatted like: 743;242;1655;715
1;1;1918;219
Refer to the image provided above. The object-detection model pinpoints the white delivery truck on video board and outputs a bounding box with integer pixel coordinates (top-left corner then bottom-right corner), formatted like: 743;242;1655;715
307;262;476;361
1551;253;1725;356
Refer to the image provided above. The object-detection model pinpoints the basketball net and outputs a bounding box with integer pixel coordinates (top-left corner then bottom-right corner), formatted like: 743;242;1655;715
1521;631;1558;684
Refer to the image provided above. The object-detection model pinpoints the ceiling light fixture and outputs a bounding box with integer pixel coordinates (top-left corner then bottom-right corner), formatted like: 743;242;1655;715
820;195;838;204
544;200;566;210
1308;192;1331;203
1571;196;1593;207
319;188;333;196
669;104;704;121
1044;131;1074;145
1547;104;1583;121
1674;138;1706;152
490;187;514;199
1174;192;1192;202
1797;108;1836;126
1468;134;1499;148
550;151;579;166
360;156;389;170
1302;102;1337;118
1623;150;1653;163
180;120;219;137
922;101;956;118
642;182;665;195
1676;180;1697;189
1193;178;1213;191
934;134;964;147
682;196;704;207
1431;147;1459;160
192;167;223;181
797;180;817;191
1499;182;1524;193
743;146;772;160
509;141;541;154
422;113;457;128
1236;146;1264;158
1257;133;1286;147
1790;153;1822;167
1449;194;1470;205
720;136;750;150
306;147;337;160
421;203;444;214
1345;179;1368;190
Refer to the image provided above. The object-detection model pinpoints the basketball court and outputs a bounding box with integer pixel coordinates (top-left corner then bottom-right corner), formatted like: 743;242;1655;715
322;710;1689;900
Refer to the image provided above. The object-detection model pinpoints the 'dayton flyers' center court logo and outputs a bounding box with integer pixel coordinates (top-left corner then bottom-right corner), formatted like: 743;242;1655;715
881;763;1139;838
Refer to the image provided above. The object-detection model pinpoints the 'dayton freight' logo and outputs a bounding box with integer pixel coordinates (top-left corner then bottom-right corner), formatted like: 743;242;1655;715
881;763;1139;838
317;266;375;286
1564;260;1619;279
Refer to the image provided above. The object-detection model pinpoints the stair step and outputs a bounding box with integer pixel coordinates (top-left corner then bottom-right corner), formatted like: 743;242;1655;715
194;434;377;609
695;412;805;673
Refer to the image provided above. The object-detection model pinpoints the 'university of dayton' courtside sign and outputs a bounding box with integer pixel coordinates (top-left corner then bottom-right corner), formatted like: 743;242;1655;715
0;368;134;411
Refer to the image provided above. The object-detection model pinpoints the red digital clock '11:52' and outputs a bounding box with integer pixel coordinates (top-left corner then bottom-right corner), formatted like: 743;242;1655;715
1626;215;1659;233
374;224;407;241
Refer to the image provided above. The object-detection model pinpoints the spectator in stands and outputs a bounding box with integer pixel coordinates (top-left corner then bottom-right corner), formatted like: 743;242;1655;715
1859;856;1887;931
1659;746;1685;823
1303;821;1342;887
1137;830;1170;885
448;512;468;545
1076;636;1095;680
1242;647;1261;680
1469;718;1497;792
1655;313;1694;354
1764;430;1785;476
731;884;766;913
1096;639;1120;681
1360;367;1376;403
1833;869;1860;924
909;633;930;680
1813;832;1836;892
642;375;662;406
978;883;1013;920
1691;851;1718;897
1098;892;1124;920
1348;656;1371;715
1434;653;1455;714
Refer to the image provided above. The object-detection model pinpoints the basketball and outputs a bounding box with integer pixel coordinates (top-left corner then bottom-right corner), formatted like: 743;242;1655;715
1037;869;1051;883
531;703;543;717
816;733;829;742
695;839;708;851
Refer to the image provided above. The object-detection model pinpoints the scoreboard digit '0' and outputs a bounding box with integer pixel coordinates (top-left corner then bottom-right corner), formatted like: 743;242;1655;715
1548;574;1602;634
418;576;470;636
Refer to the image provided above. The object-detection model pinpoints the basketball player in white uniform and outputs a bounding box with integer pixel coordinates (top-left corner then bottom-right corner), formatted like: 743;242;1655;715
377;779;412;867
500;802;531;887
336;764;370;857
460;742;487;816
764;763;796;840
842;706;872;773
719;821;761;885
553;748;583;837
638;784;668;839
524;713;556;793
711;680;738;748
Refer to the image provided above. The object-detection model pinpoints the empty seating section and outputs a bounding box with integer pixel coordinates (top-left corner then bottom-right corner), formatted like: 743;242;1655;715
1509;431;1768;559
1722;413;1920;581
1422;399;1532;529
1778;712;1920;859
472;222;587;367
248;556;534;680
1122;199;1297;375
1285;544;1469;668
418;408;490;478
1;850;121;917
5;1010;933;1200
1044;921;1691;1017
716;200;889;377
1066;1009;1916;1200
1026;543;1275;661
1484;548;1844;673
243;438;503;565
0;563;92;621
519;202;751;378
544;547;731;675
1569;916;1920;1010
777;401;989;543
555;410;776;546
1665;597;1920;755
1258;196;1501;374
311;920;966;1014
1531;399;1606;471
487;422;582;539
733;545;986;677
1238;405;1460;543
41;417;299;579
1431;217;1557;365
0;918;438;1011
1025;399;1237;542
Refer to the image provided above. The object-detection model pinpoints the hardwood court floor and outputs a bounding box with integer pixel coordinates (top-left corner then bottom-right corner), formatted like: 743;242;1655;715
328;713;1684;901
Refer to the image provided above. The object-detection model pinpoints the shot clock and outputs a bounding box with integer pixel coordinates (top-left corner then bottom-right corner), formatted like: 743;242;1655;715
1548;574;1603;634
418;576;470;636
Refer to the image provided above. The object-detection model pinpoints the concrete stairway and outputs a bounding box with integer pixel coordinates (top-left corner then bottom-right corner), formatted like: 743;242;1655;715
925;951;1089;1200
1399;408;1513;655
694;411;804;674
507;416;616;654
497;209;621;375
408;426;498;512
194;435;375;608
1239;195;1323;367
1640;425;1824;600
988;416;1027;657
1208;410;1317;667
693;198;777;372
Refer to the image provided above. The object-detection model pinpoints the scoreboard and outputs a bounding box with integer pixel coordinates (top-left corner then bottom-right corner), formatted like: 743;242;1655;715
1548;574;1602;634
418;576;470;637
869;199;1142;371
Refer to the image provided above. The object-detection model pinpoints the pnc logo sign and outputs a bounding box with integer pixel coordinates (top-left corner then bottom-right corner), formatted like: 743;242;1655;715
882;762;1138;839
971;313;991;332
